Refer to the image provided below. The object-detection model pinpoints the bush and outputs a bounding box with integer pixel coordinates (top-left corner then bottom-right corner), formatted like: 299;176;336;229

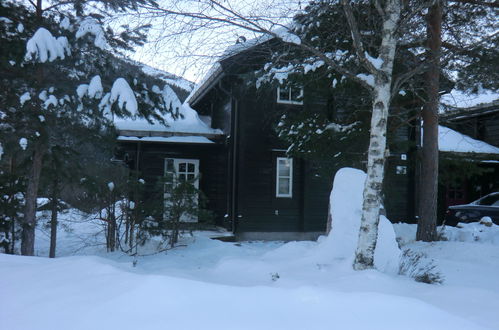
399;248;444;284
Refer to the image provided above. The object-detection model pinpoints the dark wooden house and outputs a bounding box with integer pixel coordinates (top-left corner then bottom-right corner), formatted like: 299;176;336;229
117;39;457;240
438;98;499;210
179;39;416;240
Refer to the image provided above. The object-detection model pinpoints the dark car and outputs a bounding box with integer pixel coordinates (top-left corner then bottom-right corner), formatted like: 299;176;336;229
444;192;499;226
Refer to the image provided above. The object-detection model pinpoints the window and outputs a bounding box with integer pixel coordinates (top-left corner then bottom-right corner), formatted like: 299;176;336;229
277;86;303;105
276;157;293;198
164;158;200;222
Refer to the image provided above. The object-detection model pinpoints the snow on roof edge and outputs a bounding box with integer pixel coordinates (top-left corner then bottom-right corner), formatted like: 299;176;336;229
117;136;215;144
440;89;499;112
439;125;499;155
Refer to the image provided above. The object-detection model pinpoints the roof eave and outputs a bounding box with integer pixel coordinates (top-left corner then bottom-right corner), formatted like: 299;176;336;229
187;66;225;107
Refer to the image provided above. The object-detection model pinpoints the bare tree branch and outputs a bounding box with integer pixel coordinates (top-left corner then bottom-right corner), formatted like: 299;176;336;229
341;0;379;75
392;62;429;98
374;0;385;17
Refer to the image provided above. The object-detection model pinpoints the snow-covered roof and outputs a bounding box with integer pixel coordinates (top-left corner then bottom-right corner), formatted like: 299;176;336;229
222;34;273;60
441;89;498;111
140;64;194;93
117;136;214;144
187;31;278;107
114;103;222;136
439;125;499;155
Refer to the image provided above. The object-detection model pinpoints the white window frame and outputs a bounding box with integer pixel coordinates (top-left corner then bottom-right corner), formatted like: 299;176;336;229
277;86;303;105
276;157;293;198
164;158;200;222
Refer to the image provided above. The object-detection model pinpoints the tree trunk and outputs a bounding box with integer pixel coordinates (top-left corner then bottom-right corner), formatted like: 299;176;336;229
353;0;401;270
417;1;441;242
21;147;45;256
49;177;59;258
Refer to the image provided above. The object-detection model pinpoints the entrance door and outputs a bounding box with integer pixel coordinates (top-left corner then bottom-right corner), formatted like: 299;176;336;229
164;158;200;222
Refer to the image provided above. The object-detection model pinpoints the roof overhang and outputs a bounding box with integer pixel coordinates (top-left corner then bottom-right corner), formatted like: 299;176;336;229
186;65;224;107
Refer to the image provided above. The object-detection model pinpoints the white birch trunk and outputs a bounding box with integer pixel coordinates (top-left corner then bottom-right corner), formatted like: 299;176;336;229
353;0;401;270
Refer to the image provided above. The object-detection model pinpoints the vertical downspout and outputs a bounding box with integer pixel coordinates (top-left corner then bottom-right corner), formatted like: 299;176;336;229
218;80;238;234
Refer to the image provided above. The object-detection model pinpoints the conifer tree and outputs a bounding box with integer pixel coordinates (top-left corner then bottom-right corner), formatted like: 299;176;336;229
0;0;182;256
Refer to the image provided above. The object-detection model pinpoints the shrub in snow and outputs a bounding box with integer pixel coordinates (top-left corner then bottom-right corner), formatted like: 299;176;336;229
399;249;444;284
320;167;401;274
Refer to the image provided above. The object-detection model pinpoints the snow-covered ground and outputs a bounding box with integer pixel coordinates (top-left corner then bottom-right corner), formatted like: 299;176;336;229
2;208;499;330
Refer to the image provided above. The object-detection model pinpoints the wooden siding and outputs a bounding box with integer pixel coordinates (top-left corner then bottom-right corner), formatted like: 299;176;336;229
118;141;229;226
231;81;330;233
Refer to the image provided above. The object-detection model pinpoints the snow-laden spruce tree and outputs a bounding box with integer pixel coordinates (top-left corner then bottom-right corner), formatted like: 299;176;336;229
0;0;179;256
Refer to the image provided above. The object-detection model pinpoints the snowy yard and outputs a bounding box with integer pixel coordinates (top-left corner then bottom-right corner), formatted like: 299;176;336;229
1;212;499;330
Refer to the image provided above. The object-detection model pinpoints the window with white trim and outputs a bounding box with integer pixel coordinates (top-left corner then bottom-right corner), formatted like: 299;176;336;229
277;86;303;105
276;157;293;198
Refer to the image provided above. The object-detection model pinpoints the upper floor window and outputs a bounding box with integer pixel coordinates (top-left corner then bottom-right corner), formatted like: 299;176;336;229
276;157;293;198
277;86;303;105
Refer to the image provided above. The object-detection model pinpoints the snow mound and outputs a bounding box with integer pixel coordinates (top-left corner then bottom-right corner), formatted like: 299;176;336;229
442;222;499;245
320;167;401;273
25;28;70;63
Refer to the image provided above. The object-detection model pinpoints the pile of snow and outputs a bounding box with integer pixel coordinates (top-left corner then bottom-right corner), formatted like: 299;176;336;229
394;222;499;246
439;125;499;154
442;222;499;245
441;89;498;109
318;168;400;274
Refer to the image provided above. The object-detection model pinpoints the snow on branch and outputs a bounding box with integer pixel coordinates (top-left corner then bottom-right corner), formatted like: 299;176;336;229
326;121;360;133
275;29;301;45
76;18;108;50
356;73;375;87
162;85;182;112
109;78;138;116
88;75;103;99
25;28;71;63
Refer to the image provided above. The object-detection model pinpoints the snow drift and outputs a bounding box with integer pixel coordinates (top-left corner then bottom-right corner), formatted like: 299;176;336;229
321;167;401;273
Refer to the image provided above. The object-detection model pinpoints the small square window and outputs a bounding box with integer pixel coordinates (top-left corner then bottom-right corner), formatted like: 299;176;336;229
276;157;293;198
277;86;303;105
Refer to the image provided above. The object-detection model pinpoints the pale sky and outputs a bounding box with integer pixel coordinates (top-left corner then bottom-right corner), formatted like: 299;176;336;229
128;0;303;83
